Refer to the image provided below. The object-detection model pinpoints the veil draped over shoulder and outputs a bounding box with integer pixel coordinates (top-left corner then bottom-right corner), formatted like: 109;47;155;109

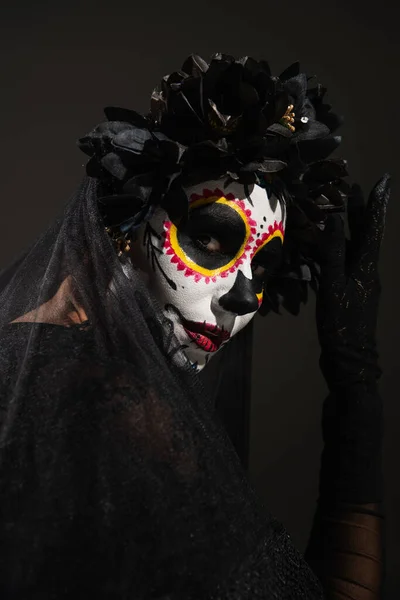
0;178;323;598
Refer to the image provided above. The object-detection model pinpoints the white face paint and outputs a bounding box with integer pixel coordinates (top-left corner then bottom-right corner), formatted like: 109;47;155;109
132;179;285;371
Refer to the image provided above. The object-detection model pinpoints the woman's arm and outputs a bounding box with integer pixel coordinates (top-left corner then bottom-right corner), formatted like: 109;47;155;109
305;384;384;599
304;176;390;598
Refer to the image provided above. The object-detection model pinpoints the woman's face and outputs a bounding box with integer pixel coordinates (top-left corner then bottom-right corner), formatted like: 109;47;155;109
133;179;285;371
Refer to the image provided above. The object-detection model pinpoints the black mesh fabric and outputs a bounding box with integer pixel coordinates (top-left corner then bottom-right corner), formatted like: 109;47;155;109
0;178;323;599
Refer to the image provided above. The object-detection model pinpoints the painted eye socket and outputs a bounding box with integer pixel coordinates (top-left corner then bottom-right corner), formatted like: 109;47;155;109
174;200;248;272
251;263;266;278
252;237;284;279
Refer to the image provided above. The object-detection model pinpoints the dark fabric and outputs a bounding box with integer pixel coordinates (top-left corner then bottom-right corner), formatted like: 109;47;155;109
0;178;323;599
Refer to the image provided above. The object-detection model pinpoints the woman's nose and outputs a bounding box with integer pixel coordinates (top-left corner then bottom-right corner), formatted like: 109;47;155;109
218;271;259;316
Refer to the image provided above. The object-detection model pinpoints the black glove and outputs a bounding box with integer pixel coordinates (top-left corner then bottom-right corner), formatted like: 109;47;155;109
315;174;390;504
316;174;390;391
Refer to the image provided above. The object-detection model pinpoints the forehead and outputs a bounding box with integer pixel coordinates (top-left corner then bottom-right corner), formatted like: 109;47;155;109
184;179;284;223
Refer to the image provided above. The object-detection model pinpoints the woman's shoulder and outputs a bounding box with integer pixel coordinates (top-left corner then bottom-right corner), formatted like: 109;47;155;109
0;321;95;374
1;320;92;345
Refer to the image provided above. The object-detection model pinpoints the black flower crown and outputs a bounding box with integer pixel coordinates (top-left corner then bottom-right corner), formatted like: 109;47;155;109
78;53;350;316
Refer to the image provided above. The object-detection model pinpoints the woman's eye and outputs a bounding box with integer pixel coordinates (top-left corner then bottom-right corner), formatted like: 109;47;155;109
195;234;222;252
251;263;266;278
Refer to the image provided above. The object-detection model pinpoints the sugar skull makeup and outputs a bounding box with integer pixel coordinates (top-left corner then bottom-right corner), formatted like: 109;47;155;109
133;179;285;371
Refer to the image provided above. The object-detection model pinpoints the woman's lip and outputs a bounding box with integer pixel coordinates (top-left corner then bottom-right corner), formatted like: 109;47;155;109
181;319;230;353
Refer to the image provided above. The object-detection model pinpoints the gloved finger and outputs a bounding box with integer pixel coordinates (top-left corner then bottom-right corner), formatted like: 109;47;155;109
316;213;347;287
356;174;391;273
347;183;366;248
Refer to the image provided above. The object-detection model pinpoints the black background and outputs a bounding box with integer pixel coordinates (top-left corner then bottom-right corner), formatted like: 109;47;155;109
1;0;399;595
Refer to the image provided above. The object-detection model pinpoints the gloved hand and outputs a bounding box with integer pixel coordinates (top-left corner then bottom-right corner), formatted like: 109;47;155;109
314;174;390;504
315;174;391;392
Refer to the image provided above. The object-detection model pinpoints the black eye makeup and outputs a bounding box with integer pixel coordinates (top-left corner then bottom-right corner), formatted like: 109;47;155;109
251;237;284;278
177;202;247;270
251;263;267;278
249;237;284;295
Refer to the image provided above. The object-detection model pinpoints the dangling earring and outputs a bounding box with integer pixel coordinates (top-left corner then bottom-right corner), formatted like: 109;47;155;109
117;237;132;257
105;227;132;257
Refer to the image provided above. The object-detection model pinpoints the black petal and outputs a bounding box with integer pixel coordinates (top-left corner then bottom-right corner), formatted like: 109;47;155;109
113;128;153;154
279;62;301;81
162;181;188;224
181;54;209;76
296;135;341;163
293;120;330;141
247;159;287;173
85;156;106;178
314;184;346;210
259;283;282;315
77;121;131;156
98;193;147;228
104;107;148;128
101;152;128;180
304;159;348;183
283;73;308;109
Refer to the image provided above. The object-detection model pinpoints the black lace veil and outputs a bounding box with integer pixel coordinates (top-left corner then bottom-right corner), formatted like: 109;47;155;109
0;175;324;598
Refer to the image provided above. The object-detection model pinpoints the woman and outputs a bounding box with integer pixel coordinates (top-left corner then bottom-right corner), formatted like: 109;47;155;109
0;54;389;598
